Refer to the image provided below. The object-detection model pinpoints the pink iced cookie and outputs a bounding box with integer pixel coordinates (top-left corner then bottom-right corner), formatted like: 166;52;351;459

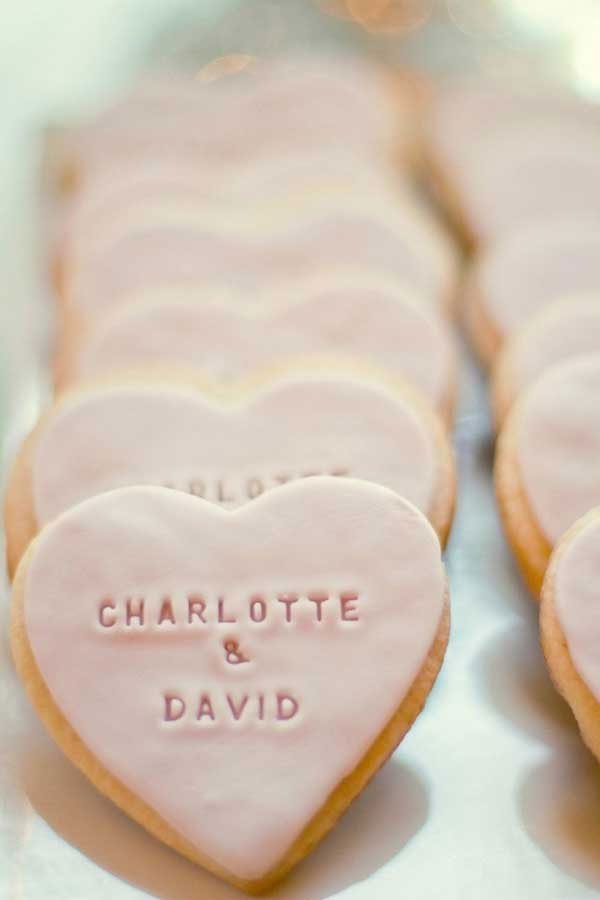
60;151;413;283
541;509;600;764
495;355;600;595
427;79;600;243
56;287;457;422
12;478;449;892
5;372;455;575
516;355;600;544
67;54;410;182
492;295;600;425
466;216;600;365
428;78;599;174
62;201;458;322
455;122;600;244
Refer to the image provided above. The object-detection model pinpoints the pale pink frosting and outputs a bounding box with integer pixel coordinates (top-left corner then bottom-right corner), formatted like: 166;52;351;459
67;204;457;317
475;217;600;341
457;123;600;241
64;150;404;270
73;54;399;175
23;480;445;880
505;295;600;396
553;513;600;701
429;79;599;174
516;355;600;544
33;377;439;526
68;288;455;414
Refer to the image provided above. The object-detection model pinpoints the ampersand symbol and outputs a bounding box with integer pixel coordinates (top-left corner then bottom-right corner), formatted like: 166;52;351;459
224;639;249;665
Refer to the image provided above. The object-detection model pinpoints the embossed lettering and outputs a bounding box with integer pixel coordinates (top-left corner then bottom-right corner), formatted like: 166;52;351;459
226;694;249;721
249;595;267;623
157;597;176;625
196;694;216;721
217;596;236;623
277;593;298;623
340;591;360;621
97;590;360;630
217;479;235;504
98;598;116;627
188;479;206;498
162;691;300;723
160;467;351;500
187;595;207;624
276;693;299;721
163;693;186;722
224;639;249;664
125;597;144;626
307;591;328;622
246;477;264;499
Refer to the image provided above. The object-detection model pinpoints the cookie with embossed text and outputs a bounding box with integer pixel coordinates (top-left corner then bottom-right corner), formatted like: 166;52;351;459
5;365;455;576
11;478;450;893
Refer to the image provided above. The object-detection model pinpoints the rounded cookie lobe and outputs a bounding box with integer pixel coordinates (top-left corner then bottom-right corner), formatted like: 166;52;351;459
495;354;600;597
467;217;600;363
29;375;452;536
427;79;600;176
62;149;405;272
64;202;458;321
492;294;600;425
552;512;600;703
427;79;600;244
59;288;457;421
17;479;447;886
72;53;402;181
515;355;600;547
541;510;600;762
451;123;600;242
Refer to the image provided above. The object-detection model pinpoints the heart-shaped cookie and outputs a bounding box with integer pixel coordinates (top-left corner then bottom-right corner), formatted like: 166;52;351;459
427;78;600;248
5;370;455;576
12;478;449;892
491;294;600;428
541;507;600;762
66;54;412;187
54;287;457;423
60;149;403;279
62;200;457;321
465;216;600;367
495;354;600;596
449;123;600;246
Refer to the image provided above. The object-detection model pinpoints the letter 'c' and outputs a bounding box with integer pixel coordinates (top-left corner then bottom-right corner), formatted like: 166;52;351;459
98;599;116;627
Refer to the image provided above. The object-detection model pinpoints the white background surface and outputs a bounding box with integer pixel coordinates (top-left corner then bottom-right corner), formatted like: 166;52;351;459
2;3;600;898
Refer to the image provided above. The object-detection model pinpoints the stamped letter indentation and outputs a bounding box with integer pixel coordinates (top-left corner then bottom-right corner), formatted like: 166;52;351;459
97;590;359;731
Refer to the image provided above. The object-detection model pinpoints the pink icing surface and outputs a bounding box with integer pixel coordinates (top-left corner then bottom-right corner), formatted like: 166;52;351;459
69;288;455;414
516;355;600;544
65;150;404;269
457;123;600;241
554;513;600;701
23;480;445;880
476;217;600;340
508;296;600;396
67;205;456;316
429;79;600;173
74;54;399;174
87;54;394;139
33;377;439;526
